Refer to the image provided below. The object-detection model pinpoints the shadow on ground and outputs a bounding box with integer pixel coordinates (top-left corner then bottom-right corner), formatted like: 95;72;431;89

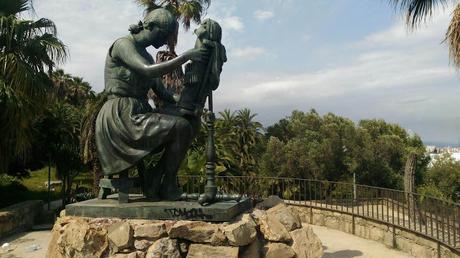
323;245;364;258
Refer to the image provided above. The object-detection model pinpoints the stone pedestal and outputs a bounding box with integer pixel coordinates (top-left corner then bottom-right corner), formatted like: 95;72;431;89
65;195;251;222
47;203;323;258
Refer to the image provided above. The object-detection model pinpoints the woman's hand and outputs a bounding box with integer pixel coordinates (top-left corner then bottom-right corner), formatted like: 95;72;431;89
185;47;210;62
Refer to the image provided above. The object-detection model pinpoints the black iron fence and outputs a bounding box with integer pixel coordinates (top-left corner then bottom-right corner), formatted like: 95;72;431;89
179;175;460;251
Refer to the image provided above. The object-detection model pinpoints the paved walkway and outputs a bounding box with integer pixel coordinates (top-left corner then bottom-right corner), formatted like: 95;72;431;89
311;224;414;258
0;230;50;258
1;225;415;258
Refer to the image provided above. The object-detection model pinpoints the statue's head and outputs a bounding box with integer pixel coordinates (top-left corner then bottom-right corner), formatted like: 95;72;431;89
194;19;222;43
129;8;177;48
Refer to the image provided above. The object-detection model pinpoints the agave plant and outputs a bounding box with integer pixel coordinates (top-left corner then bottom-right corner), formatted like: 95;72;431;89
0;0;67;172
390;0;460;67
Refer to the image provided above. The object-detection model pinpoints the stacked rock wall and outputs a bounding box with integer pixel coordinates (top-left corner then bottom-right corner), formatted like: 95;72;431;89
0;200;43;238
291;205;460;258
46;203;323;258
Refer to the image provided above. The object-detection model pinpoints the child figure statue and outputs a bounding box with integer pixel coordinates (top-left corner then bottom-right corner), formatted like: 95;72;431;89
176;18;227;118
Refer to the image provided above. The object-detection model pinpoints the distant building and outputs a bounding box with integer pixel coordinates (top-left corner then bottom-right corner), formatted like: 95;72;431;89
426;145;460;166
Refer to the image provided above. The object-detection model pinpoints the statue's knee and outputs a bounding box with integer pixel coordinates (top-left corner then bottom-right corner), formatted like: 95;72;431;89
175;117;192;136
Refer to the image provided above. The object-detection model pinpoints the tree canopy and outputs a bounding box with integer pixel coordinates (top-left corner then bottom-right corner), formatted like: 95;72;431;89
0;0;67;172
261;110;427;189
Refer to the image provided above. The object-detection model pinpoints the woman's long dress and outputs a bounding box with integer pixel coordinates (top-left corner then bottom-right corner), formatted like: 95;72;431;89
95;42;177;175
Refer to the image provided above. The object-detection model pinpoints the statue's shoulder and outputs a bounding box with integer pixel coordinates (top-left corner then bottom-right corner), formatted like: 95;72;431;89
109;37;134;57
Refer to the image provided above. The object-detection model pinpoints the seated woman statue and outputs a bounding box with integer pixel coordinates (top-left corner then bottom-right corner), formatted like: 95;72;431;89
95;8;208;201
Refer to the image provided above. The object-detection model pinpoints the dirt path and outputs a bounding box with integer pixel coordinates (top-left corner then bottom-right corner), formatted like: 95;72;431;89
311;224;414;258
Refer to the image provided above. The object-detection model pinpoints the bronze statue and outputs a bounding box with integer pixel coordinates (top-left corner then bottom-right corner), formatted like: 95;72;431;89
67;9;251;220
95;8;210;201
176;19;226;118
160;19;228;205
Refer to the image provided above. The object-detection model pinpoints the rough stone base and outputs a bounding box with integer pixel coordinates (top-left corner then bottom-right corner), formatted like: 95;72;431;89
47;203;323;258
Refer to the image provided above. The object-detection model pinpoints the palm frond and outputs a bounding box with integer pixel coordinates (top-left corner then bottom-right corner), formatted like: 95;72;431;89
80;93;107;164
0;0;30;17
0;8;67;171
178;1;203;29
445;3;460;68
389;0;449;27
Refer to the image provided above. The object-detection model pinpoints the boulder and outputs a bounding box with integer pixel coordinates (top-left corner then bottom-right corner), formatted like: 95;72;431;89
46;217;66;258
145;238;181;258
250;209;267;224
255;195;284;210
263;243;296;258
210;226;227;246
186;244;238;258
133;222;167;240
239;238;260;258
266;204;301;231
223;214;257;246
109;252;138;258
259;213;292;242
49;217;109;258
90;218;122;228
108;222;134;251
134;239;154;251
291;226;323;258
168;221;220;244
178;241;190;256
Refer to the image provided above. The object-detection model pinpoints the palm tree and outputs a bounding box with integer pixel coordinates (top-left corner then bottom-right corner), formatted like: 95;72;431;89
51;70;95;107
0;0;67;172
233;109;263;176
35;102;84;205
390;0;460;67
80;93;107;194
213;109;263;176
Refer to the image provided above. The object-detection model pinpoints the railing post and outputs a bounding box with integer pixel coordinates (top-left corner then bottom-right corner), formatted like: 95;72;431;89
352;213;356;235
310;205;313;224
392;225;397;249
437;242;441;258
353;172;356;201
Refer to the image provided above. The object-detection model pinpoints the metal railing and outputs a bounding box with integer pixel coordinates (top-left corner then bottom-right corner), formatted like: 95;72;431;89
178;175;460;252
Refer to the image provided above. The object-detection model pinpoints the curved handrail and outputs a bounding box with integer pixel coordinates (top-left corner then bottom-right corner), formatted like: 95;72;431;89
178;175;460;251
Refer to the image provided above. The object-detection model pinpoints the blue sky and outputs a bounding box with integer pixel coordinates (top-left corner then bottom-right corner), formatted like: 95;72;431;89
30;0;460;145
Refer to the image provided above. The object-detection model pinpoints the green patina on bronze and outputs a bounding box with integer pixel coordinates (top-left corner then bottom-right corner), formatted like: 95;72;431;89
95;8;225;202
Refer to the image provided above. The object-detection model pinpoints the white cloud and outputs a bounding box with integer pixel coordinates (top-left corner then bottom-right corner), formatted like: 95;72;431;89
211;4;460;143
28;0;144;91
218;47;453;106
355;5;452;48
231;47;267;59
220;16;244;32
254;10;274;21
